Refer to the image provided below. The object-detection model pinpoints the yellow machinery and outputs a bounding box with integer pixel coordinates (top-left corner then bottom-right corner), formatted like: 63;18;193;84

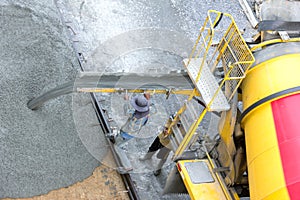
163;9;300;200
241;42;300;199
162;10;255;199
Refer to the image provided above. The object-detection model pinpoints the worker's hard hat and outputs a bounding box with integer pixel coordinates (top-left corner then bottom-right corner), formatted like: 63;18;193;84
130;95;149;112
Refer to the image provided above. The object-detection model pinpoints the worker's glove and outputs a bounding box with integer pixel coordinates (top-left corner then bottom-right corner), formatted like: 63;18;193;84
124;94;129;100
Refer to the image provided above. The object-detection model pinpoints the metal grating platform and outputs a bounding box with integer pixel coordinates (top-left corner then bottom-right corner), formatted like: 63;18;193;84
183;58;230;112
184;161;214;184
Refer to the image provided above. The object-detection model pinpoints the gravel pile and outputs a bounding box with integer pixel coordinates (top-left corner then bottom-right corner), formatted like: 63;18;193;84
0;0;102;198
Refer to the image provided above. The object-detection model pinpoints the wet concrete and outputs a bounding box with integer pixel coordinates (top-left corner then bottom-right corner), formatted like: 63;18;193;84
0;1;102;198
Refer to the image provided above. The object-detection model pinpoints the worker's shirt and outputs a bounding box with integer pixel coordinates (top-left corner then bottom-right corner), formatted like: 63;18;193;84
158;120;173;150
158;133;172;150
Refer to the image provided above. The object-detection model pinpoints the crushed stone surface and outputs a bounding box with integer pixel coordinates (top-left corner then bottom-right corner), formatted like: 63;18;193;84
0;0;104;198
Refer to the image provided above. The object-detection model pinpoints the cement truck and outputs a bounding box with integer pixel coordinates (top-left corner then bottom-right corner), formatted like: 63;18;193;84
164;2;300;199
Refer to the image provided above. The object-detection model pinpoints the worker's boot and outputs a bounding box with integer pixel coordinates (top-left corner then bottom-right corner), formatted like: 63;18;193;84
114;135;125;146
139;151;155;161
153;158;167;176
114;131;133;149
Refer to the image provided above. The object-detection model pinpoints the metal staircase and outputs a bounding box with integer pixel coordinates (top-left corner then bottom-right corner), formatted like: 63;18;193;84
167;10;255;161
168;99;203;153
184;58;229;112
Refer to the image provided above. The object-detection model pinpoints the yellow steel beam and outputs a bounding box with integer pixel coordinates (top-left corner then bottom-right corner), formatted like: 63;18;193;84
250;38;300;52
173;108;208;159
166;88;199;135
77;88;199;96
202;143;233;200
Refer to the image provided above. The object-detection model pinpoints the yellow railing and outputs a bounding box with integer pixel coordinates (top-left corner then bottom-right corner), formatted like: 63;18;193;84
172;10;255;160
250;37;300;51
185;10;255;103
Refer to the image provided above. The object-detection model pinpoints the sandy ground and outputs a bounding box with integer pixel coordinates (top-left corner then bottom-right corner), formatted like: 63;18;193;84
2;165;129;200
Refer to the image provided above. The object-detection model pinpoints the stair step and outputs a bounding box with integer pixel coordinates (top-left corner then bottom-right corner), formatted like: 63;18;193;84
179;114;193;134
169;135;179;152
185;101;198;120
172;125;184;144
183;58;230;112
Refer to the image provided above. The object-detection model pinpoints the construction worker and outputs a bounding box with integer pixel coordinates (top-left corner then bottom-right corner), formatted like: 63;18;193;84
113;92;157;173
139;119;173;176
114;93;153;146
